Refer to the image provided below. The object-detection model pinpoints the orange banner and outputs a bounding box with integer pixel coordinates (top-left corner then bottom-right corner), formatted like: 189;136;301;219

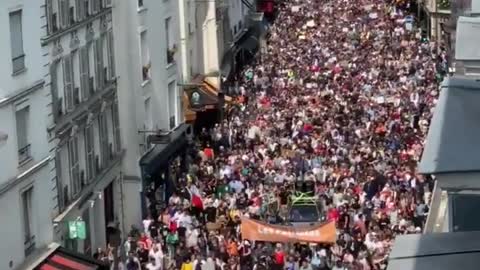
241;218;337;244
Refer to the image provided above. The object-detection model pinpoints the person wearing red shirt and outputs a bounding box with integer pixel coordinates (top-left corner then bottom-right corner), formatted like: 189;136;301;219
203;144;214;159
273;243;285;270
327;206;340;222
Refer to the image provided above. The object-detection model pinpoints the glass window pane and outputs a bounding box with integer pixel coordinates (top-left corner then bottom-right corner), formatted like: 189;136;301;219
452;194;480;232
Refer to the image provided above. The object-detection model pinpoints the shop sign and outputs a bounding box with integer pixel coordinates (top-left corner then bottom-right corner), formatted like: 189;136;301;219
190;90;202;108
68;221;87;240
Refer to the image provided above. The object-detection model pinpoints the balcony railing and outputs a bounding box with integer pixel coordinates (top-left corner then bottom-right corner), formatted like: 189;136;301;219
24;235;36;256
18;144;31;164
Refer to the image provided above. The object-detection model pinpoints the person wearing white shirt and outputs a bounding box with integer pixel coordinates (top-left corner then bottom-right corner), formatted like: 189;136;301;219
143;216;153;236
149;245;164;268
186;228;199;248
145;257;161;270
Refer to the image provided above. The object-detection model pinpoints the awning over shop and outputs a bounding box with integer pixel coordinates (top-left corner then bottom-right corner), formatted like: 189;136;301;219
139;124;189;176
236;29;259;54
221;48;234;79
31;245;108;270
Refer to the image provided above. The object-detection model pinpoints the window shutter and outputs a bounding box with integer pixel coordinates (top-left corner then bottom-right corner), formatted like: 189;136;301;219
79;47;90;101
62;0;70;27
63;55;74;111
95;38;104;89
93;41;99;89
46;0;54;34
57;0;63;27
107;31;115;79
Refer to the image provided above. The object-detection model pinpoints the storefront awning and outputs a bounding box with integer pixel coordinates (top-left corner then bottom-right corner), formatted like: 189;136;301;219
236;29;259;54
27;244;108;270
221;48;234;79
139;124;189;176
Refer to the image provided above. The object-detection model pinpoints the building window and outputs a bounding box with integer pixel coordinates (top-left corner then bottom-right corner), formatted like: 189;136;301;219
22;187;35;255
451;194;480;232
144;98;152;130
85;125;95;182
165;17;176;64
68;136;81;196
63;54;75;112
112;102;121;153
76;0;85;21
98;112;109;166
239;20;242;30
168;81;177;129
59;0;71;28
107;31;116;80
234;25;237;35
94;38;105;90
79;46;90;101
46;0;59;34
16;106;31;164
138;0;144;8
140;31;150;81
9;10;25;74
90;0;101;14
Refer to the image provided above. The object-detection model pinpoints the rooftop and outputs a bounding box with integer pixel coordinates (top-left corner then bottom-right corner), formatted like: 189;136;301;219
419;77;480;174
388;231;480;270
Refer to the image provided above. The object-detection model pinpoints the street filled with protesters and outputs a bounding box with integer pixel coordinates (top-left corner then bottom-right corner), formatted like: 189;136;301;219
110;0;447;269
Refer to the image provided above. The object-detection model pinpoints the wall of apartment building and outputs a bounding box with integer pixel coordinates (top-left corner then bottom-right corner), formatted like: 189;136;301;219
42;0;124;255
194;0;221;77
228;0;249;38
178;0;201;81
113;0;183;230
0;0;55;269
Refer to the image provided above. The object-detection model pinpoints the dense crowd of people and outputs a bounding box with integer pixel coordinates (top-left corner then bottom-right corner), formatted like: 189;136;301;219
116;0;447;269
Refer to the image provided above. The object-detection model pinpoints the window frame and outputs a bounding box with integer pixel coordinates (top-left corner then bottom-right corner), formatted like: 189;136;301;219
168;81;177;129
15;106;31;163
21;186;35;254
165;17;175;64
94;38;105;90
84;125;95;182
98;112;109;166
112;102;121;153
63;54;75;112
79;46;90;101
9;9;25;74
68;136;81;196
107;30;116;80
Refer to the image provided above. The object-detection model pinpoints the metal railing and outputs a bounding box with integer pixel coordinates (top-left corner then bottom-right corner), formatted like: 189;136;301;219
18;144;31;163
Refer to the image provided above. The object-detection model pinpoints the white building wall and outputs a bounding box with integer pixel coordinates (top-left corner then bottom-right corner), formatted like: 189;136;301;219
0;0;45;98
0;0;54;268
113;0;183;232
200;0;220;75
228;0;249;37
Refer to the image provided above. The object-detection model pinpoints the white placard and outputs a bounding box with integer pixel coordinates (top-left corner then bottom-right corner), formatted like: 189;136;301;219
306;20;315;27
291;6;300;12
